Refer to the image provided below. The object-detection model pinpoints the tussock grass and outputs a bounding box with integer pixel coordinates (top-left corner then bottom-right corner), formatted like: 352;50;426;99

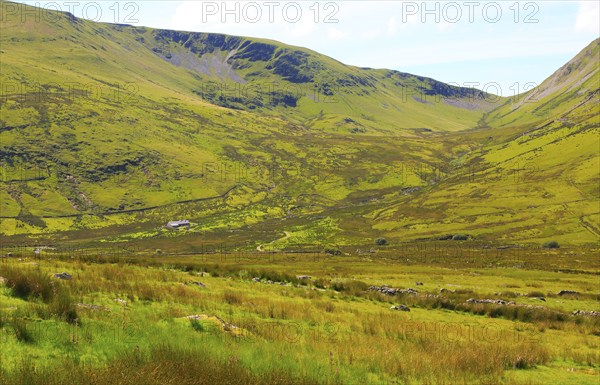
1;344;329;385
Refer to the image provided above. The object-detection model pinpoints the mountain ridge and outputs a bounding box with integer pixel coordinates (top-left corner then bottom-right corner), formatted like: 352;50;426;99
0;1;598;247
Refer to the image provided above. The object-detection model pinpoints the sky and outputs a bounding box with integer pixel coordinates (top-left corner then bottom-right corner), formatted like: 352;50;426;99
16;1;600;96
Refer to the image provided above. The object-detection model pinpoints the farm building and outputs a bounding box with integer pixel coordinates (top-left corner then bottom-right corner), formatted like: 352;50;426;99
166;220;190;230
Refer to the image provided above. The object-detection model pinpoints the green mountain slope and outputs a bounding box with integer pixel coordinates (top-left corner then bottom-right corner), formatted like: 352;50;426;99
484;38;599;129
0;1;598;247
369;40;599;245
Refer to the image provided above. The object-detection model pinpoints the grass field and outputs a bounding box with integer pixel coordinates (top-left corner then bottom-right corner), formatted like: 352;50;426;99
0;245;598;385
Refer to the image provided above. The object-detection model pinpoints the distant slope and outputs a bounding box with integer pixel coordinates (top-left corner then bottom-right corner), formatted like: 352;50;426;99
368;39;599;245
484;38;599;129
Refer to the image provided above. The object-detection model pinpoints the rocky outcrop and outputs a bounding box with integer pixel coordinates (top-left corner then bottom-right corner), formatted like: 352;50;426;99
368;285;418;296
572;310;600;317
466;298;516;305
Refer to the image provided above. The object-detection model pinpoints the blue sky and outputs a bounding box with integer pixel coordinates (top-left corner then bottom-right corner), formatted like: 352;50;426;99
17;1;600;95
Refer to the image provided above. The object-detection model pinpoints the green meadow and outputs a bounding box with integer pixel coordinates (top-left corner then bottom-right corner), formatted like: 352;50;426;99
0;246;598;385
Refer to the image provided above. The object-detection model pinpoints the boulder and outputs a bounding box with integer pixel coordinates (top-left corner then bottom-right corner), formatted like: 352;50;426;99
53;272;73;280
415;282;424;286
390;305;410;312
557;290;579;296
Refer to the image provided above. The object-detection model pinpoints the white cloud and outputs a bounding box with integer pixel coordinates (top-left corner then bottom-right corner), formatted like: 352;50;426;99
575;1;600;33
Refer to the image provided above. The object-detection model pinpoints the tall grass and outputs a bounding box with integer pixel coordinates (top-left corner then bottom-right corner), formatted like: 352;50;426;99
0;265;78;323
0;344;330;385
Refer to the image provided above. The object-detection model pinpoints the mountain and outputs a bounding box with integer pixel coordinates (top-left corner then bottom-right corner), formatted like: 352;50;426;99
484;38;599;129
0;1;598;248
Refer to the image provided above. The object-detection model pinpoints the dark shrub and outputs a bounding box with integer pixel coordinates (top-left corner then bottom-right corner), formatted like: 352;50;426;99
375;238;387;246
324;247;341;256
0;266;55;301
48;290;78;324
543;241;559;249
452;234;468;241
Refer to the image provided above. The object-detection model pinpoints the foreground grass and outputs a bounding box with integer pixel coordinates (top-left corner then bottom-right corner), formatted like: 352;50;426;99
0;251;598;385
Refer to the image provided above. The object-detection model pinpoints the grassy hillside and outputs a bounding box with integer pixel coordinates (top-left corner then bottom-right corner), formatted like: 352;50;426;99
484;39;599;129
0;1;598;247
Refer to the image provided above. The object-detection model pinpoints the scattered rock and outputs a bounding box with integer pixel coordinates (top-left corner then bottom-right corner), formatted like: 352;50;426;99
187;281;206;288
368;285;418;296
252;277;288;286
415;282;423;286
296;275;311;280
557;290;579;296
114;298;128;306
572;310;600;317
390;304;411;312
533;297;546;302
184;314;242;334
402;187;421;195
53;272;73;280
76;303;110;311
466;298;516;305
439;288;455;294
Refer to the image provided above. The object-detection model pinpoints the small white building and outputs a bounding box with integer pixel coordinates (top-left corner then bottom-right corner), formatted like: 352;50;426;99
166;220;190;230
